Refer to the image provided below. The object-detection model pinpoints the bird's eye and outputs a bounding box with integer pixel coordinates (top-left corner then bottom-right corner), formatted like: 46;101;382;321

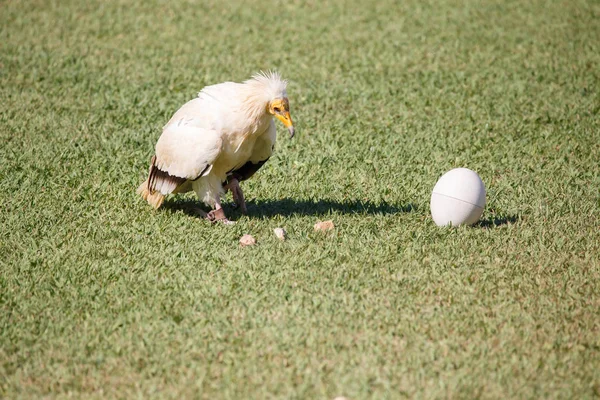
274;107;281;112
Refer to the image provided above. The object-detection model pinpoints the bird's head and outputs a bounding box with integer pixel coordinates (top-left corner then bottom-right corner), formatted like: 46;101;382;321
244;71;296;138
268;97;295;138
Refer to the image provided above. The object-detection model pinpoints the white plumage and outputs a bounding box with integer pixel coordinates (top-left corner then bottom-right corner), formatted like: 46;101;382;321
138;72;295;222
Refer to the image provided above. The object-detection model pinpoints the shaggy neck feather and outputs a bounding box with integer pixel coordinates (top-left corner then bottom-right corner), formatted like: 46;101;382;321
239;82;274;133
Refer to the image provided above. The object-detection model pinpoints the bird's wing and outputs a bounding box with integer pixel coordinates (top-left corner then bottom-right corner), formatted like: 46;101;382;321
198;81;241;104
149;118;223;195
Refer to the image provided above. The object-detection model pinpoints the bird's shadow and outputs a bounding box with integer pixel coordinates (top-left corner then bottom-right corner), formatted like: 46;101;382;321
163;197;518;228
163;197;416;219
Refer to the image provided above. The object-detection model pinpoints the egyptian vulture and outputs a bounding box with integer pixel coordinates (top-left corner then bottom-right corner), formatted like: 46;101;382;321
137;72;295;223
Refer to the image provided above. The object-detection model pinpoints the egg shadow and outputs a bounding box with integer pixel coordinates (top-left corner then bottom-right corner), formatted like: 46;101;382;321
475;214;519;228
163;197;416;220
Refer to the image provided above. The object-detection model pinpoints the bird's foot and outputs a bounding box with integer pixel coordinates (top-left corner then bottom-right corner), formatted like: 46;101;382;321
191;207;209;219
206;208;235;225
224;178;247;214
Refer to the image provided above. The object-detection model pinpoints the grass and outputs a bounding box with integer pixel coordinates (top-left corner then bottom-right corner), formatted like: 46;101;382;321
1;0;599;398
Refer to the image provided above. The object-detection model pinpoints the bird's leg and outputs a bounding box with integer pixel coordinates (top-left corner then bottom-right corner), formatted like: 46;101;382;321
223;177;247;214
206;197;235;225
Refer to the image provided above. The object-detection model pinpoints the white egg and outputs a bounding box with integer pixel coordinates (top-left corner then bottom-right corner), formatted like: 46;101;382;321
430;168;486;226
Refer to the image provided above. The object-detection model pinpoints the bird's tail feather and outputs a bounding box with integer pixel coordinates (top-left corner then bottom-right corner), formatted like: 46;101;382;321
138;155;187;209
137;180;165;209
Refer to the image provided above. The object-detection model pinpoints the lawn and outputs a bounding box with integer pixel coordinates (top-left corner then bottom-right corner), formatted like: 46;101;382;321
1;0;599;398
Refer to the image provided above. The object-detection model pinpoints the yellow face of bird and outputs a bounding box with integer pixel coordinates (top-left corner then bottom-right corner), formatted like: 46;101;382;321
269;98;295;138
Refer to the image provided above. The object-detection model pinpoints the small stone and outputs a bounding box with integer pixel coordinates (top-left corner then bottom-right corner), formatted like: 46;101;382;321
333;397;349;400
239;234;256;246
273;227;286;241
314;220;335;232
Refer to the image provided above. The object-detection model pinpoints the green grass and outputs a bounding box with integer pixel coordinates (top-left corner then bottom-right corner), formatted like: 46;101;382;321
1;0;599;398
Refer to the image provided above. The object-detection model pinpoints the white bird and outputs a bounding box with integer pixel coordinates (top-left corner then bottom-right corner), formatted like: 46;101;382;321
137;71;295;223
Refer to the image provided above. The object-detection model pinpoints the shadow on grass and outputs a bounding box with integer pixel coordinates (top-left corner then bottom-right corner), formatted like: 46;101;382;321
245;198;416;218
164;198;416;219
476;215;519;228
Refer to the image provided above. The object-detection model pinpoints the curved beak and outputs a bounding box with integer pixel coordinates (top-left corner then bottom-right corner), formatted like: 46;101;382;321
276;111;295;139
